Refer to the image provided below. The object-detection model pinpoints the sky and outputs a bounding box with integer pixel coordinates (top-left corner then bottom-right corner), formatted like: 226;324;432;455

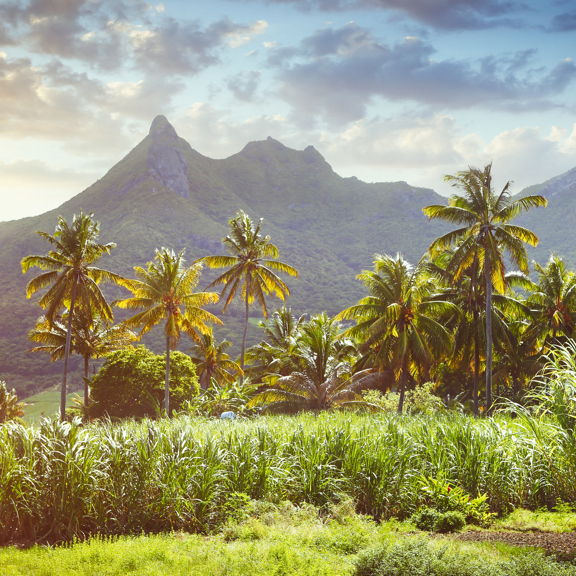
0;0;576;221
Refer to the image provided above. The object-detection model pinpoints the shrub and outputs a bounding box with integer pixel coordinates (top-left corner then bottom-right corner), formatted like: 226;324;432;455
363;382;443;414
433;511;466;533
89;346;199;418
411;508;439;531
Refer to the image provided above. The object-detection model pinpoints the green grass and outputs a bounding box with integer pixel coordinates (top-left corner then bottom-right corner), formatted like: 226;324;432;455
495;507;576;533
3;411;576;547
1;507;574;576
21;388;78;423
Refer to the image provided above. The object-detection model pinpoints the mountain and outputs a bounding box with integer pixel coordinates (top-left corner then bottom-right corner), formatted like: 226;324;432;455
514;166;576;265
0;115;452;398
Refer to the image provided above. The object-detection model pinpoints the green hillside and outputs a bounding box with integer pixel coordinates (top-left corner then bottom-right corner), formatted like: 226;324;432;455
0;115;451;398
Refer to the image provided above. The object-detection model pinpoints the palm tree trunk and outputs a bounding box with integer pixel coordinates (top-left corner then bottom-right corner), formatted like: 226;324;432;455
240;279;250;385
165;334;170;416
473;305;480;417
84;355;89;406
398;360;407;414
61;278;78;421
485;257;493;416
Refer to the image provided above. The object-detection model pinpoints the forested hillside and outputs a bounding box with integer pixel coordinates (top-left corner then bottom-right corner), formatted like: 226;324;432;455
0;116;450;397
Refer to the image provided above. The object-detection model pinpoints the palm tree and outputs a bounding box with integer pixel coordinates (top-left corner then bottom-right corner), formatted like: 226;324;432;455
188;329;242;390
114;247;221;414
0;381;28;423
423;163;547;413
248;313;373;412
338;254;456;413
198;211;298;379
21;211;129;420
245;306;305;381
29;311;136;404
524;254;576;349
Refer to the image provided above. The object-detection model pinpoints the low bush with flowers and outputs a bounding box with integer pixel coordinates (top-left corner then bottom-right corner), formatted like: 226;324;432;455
415;475;495;527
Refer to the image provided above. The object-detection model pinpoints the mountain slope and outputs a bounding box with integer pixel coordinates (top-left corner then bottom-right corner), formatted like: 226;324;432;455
0;115;449;397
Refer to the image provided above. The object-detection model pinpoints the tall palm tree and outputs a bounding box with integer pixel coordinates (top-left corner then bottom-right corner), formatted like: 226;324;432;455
524;254;576;349
115;247;221;414
188;329;242;390
29;311;136;404
21;211;129;420
198;211;298;379
423;163;547;413
338;254;456;413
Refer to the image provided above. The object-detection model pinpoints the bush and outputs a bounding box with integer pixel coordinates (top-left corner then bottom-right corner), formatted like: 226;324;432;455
363;382;443;414
89;346;199;418
411;508;439;531
433;511;466;533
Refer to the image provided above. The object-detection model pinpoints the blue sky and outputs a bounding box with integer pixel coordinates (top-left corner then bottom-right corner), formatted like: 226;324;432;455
0;0;575;220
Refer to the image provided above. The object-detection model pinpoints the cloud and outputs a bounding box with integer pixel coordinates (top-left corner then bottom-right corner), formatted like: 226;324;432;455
229;0;525;30
0;159;99;221
226;70;262;101
0;55;183;154
271;23;576;125
549;9;576;31
0;1;267;75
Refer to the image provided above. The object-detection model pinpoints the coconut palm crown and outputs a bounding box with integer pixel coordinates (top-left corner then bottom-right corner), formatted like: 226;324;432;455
423;163;547;413
21;211;128;420
198;210;298;378
115;247;221;414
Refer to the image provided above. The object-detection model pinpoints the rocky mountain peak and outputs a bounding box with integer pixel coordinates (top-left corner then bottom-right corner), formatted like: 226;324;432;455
146;115;190;199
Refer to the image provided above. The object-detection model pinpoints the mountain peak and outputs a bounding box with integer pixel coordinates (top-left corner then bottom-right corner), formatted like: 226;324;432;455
149;115;177;137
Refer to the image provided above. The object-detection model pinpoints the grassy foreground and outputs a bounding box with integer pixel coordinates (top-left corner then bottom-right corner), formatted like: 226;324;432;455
1;504;575;576
2;411;576;546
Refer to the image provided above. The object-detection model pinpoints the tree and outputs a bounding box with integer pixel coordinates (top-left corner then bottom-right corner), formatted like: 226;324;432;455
245;306;305;382
114;247;220;414
198;211;298;380
89;346;199;419
248;312;373;412
21;211;129;420
0;381;28;423
423;163;547;414
338;254;455;413
188;329;242;390
29;311;136;405
524;254;576;349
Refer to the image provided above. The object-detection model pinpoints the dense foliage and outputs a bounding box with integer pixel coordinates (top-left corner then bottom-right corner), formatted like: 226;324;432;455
88;346;199;419
2;412;576;545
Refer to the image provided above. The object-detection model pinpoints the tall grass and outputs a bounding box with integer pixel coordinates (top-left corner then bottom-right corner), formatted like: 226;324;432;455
1;412;575;545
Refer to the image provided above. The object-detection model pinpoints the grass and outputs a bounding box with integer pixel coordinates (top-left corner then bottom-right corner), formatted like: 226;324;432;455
495;507;576;533
21;388;77;423
3;411;576;546
1;504;575;576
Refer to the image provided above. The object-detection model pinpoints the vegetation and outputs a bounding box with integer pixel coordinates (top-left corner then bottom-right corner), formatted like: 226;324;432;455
21;212;130;418
198;210;298;379
2;508;574;576
423;163;547;413
115;248;220;414
0;381;27;423
88;346;199;419
2;411;576;546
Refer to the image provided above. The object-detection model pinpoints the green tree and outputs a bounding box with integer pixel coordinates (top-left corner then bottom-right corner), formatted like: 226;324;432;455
188;329;242;390
21;211;128;420
198;211;298;380
115;247;220;414
423;163;547;413
524;254;576;349
89;346;199;419
338;254;456;413
245;306;305;382
0;381;28;423
248;312;373;412
29;311;136;404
